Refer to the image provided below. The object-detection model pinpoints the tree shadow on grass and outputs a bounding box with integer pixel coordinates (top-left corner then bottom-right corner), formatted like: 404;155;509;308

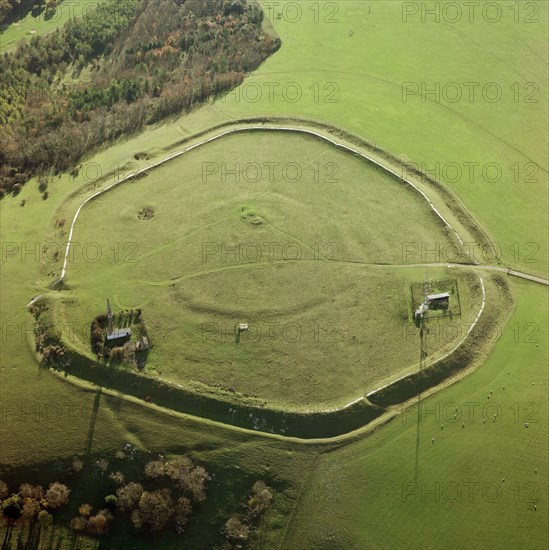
415;320;427;481
84;388;102;459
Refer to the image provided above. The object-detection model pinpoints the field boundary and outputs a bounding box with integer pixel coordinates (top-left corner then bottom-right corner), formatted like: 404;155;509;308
39;271;509;439
34;118;542;438
51;118;548;289
51;121;468;289
367;276;486;401
33;270;513;443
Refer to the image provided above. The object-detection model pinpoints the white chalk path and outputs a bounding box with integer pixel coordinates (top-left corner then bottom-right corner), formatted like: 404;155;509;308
366;276;486;401
26;294;44;308
53;123;549;287
52;124;469;288
45;121;548;416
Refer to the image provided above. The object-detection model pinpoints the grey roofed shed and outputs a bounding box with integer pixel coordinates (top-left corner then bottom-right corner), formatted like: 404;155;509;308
106;328;132;341
427;292;450;302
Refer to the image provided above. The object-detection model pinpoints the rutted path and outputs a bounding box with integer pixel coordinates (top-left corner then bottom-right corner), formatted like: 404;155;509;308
40;118;546;440
52;119;548;288
53;123;466;289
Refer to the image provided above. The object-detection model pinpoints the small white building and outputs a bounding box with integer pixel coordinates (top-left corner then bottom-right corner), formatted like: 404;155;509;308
427;292;450;304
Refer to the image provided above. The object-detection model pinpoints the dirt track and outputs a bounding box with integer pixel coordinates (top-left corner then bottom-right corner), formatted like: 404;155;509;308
40;118;547;440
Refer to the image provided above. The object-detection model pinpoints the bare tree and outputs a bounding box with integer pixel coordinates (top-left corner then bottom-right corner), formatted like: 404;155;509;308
130;508;142;529
96;458;109;474
86;509;112;535
109;471;125;486
116;482;143;512
31;485;44;500
21;499;41;522
18;483;34;498
45;482;70;509
247;481;273;518
164;457;208;502
137;489;174;532
224;516;249;542
144;459;166;479
174;496;192;530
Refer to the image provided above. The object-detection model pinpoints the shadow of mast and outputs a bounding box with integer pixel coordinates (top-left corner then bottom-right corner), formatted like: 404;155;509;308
84;388;102;459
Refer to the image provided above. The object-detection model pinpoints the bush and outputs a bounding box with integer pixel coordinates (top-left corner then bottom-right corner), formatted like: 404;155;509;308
87;509;112;535
95;313;109;327
109;346;125;363
247;480;273;518
224;516;249;542
42;344;68;368
38;178;48;192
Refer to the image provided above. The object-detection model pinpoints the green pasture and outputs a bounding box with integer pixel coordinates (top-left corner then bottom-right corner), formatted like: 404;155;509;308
55;131;481;407
0;0;546;548
283;280;548;549
0;0;106;53
0;131;317;548
215;0;549;274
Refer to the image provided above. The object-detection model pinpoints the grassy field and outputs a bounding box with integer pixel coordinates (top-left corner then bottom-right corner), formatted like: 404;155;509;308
0;167;321;547
52;130;482;407
0;0;106;53
0;0;546;548
216;0;549;275
283;280;548;550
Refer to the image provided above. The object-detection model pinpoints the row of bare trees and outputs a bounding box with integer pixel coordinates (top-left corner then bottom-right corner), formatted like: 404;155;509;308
1;479;70;546
2;449;275;547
